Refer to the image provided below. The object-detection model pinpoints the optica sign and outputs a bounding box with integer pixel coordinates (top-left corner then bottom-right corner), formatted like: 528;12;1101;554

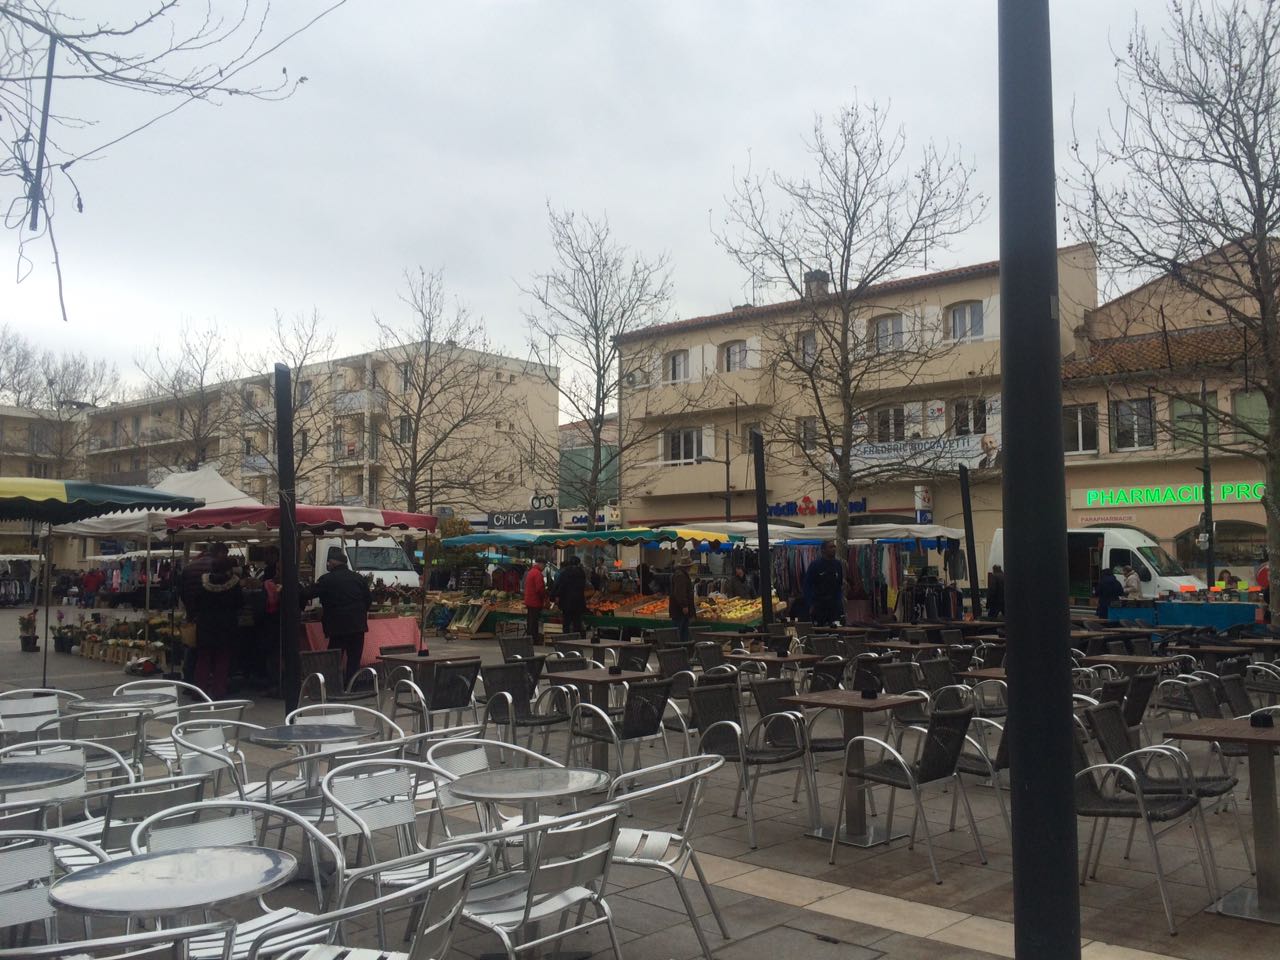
1074;482;1266;509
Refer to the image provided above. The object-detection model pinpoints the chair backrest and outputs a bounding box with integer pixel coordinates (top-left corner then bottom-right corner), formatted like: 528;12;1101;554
113;679;210;707
498;634;536;662
616;643;653;674
939;628;964;646
97;775;207;852
791;622;814;639
657;647;691;678
1106;640;1128;656
171;720;263;795
643;627;678;650
879;660;920;695
1218;672;1255;717
524;806;621;911
0;739;134;804
1098;676;1130;705
48;710;147;767
693;641;726;670
617;679;672;740
0;692;62;741
1084;700;1140;766
750;678;800;749
904;628;930;644
0;830;107;936
1185;677;1222;719
301;648;345;689
809;658;846;693
946;645;974;673
964;717;1009;772
322;760;423;858
607;755;723;839
430;660;482;711
913;704;975;784
810;635;843;659
976;643;1006;669
1130;636;1154;656
1122;671;1158;728
918;657;955;692
481;662;534;722
545;653;586;675
688;684;742;756
424;738;560;819
505;654;546;689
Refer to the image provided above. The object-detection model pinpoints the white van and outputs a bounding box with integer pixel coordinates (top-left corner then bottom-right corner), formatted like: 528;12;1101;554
989;527;1206;600
313;535;418;587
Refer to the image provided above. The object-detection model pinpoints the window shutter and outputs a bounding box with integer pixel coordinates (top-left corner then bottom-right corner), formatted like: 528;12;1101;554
745;336;761;369
984;295;1000;339
702;426;716;458
658;431;668;463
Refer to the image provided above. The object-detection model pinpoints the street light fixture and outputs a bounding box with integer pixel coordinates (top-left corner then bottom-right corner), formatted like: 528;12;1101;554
1176;379;1214;586
695;429;733;523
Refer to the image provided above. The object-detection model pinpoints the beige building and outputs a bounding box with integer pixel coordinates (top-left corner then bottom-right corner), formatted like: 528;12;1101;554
0;406;66;554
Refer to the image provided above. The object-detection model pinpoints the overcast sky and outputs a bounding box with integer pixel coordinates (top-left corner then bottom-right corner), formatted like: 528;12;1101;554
5;0;1160;390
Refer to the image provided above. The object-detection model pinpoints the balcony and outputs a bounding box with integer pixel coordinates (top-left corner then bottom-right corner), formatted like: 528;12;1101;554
333;442;365;464
334;388;388;416
242;454;272;475
90;468;150;486
334;493;365;506
633;456;757;499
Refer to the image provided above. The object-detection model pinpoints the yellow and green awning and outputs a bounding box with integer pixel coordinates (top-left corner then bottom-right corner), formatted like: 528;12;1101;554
0;478;204;524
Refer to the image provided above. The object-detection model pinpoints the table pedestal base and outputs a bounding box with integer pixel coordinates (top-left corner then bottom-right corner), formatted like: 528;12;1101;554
805;822;909;848
1215;888;1280;924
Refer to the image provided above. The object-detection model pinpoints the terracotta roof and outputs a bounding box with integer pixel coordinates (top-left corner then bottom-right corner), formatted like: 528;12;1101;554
615;245;1094;345
1063;324;1248;380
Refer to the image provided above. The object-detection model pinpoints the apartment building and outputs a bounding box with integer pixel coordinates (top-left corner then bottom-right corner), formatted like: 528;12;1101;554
0;406;65;553
81;345;560;518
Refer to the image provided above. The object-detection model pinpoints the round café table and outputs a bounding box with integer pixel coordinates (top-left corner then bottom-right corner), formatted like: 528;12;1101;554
251;723;373;787
49;846;297;920
448;766;610;827
66;692;175;712
0;760;82;799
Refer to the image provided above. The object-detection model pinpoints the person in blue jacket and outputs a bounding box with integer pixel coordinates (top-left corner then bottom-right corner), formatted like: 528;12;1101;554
805;540;845;625
1094;568;1124;619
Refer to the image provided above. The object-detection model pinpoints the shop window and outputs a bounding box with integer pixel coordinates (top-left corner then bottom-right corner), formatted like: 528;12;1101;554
665;427;702;464
665;350;690;383
952;398;987;436
946;301;984;340
1232;390;1268;443
870;314;904;353
721;340;749;372
1063;404;1098;453
798;329;818;366
875;405;906;443
1171;392;1219;449
1110;398;1155;450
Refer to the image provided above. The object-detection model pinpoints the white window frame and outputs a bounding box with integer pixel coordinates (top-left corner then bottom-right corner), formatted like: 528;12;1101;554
664;427;702;464
722;340;749;372
665;350;691;383
798;330;818;366
1063;403;1099;454
1110;397;1155;451
872;314;904;353
948;301;984;341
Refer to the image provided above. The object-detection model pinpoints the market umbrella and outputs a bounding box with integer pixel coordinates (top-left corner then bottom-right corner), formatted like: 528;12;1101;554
0;478;204;686
164;504;437;537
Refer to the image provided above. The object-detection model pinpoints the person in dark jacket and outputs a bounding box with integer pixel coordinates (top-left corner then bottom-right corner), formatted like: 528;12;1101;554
1094;569;1124;619
557;556;588;636
180;543;224;683
305;546;372;683
726;566;753;599
805;540;845;625
669;559;696;644
195;555;242;699
986;564;1006;619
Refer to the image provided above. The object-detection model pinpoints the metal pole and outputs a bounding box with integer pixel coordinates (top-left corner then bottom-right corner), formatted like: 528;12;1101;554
40;530;51;687
275;364;302;714
750;430;773;624
1200;379;1215;585
724;430;732;523
958;466;982;618
998;1;1080;957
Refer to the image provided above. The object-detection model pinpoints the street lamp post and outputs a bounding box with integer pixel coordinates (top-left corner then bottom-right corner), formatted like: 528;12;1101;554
695;429;733;523
1177;380;1215;585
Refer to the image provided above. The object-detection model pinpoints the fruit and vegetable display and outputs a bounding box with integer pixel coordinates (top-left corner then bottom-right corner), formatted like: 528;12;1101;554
697;596;779;623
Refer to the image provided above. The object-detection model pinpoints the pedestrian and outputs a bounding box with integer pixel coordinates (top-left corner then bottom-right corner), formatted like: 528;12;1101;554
194;554;242;700
1121;564;1142;599
805;540;845;626
669;558;696;644
180;543;222;683
557;555;587;636
304;546;372;684
986;564;1006;618
726;565;753;599
523;557;548;642
1094;569;1124;619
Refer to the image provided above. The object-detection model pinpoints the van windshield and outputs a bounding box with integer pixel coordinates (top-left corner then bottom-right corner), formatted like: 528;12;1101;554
346;546;414;572
1138;545;1186;577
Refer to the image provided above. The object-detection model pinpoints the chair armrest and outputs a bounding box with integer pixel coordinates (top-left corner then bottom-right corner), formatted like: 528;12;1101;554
844;734;913;778
746;710;806;750
698;719;744;756
299;671;326;703
481;691;514;726
570;701;618;741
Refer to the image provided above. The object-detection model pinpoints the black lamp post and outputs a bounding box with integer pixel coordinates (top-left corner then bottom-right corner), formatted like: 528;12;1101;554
696;429;733;523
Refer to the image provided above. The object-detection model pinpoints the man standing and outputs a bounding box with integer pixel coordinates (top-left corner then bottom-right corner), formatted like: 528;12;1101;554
180;542;222;684
669;559;696;644
726;565;753;599
1095;569;1124;619
805;540;845;625
305;546;372;684
556;556;587;636
523;557;548;642
986;564;1006;618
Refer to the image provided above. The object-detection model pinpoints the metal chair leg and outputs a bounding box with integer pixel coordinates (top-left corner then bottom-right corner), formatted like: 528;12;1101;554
687;853;731;939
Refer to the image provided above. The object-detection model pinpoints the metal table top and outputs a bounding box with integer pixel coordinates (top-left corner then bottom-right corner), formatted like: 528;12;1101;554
250;723;370;746
448;766;609;805
49;846;298;917
66;692;175;712
0;760;82;792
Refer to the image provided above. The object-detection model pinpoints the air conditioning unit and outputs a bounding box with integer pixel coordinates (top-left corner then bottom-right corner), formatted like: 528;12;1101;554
625;370;650;386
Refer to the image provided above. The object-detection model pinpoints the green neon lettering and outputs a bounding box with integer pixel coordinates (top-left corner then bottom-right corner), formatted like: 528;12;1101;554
1086;490;1100;507
1177;485;1193;502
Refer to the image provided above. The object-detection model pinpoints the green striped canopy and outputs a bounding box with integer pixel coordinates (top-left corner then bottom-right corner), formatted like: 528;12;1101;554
0;478;204;524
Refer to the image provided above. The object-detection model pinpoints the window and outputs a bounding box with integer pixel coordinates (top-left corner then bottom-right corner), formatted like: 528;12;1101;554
665;427;702;463
721;340;749;372
798;330;817;366
243;437;253;455
871;314;904;353
1063;404;1098;453
1110;398;1155;450
399;362;411;391
131;415;142;435
948;301;984;340
130;455;142;471
300;430;310;458
1171;392;1219;449
397;416;412;444
300;381;313;405
875;406;906;442
798;417;818;452
27;461;49;478
952;398;987;436
742;421;761;442
665;350;690;383
1232;390;1268;443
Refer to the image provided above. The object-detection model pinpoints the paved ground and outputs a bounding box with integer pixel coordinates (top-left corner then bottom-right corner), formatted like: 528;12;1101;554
2;606;1275;960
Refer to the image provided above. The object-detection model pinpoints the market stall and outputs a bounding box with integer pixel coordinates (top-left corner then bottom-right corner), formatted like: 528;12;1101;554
165;503;438;666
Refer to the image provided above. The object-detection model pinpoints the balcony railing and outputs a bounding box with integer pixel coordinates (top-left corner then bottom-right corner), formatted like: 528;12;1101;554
334;388;388;416
333;493;365;506
242;454;272;475
333;442;365;463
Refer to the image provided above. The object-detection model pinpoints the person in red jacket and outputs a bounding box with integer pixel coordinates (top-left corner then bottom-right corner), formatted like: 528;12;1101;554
523;558;547;642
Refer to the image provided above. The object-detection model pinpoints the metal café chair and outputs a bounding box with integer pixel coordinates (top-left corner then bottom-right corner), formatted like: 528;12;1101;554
0;829;108;947
0;690;81;746
0;920;235;959
478;662;573;752
567;678;675;782
299;648;380;706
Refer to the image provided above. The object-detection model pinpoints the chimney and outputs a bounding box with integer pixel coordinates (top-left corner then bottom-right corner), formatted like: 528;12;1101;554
1072;308;1098;359
803;269;830;299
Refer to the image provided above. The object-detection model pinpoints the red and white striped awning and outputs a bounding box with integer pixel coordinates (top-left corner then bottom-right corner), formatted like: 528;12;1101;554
165;504;437;536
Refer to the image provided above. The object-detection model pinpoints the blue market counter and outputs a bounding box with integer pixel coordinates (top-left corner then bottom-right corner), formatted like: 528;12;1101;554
1109;601;1259;631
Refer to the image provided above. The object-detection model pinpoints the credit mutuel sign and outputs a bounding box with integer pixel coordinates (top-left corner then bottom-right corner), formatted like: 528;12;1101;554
1070;482;1266;509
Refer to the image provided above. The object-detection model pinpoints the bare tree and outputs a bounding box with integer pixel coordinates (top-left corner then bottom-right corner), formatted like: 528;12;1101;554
30;348;120;477
1;1;348;319
373;268;512;514
134;321;243;472
520;207;677;531
0;323;40;406
718;99;987;548
239;309;338;500
1065;0;1280;611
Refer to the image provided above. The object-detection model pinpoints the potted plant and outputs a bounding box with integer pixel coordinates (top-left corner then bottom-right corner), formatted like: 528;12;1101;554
17;608;38;653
